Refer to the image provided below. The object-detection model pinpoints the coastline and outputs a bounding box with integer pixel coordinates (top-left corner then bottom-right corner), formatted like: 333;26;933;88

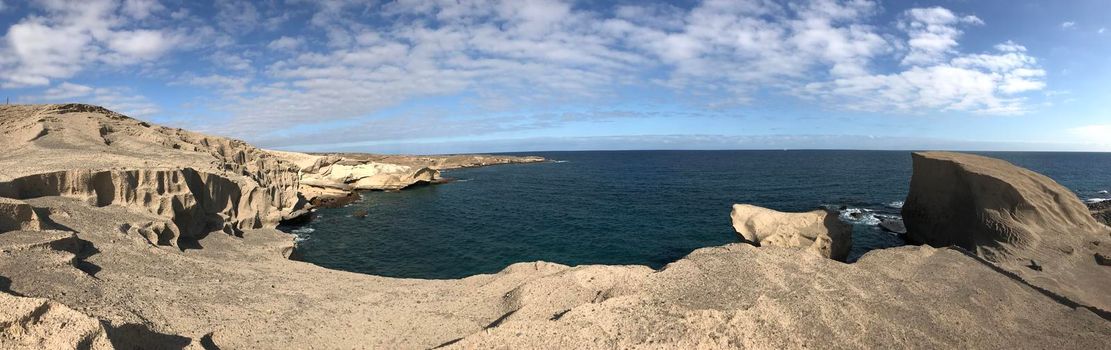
1;104;1109;348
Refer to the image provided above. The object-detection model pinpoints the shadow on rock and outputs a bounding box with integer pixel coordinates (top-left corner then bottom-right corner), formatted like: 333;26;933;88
31;207;76;232
48;236;103;278
105;323;192;350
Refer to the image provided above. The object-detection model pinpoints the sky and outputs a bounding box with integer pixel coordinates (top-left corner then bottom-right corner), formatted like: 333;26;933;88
0;0;1108;153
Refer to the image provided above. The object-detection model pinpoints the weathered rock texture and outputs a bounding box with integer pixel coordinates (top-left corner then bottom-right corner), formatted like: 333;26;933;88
1090;200;1111;227
902;151;1111;312
1;106;1108;348
269;150;440;206
0;292;113;350
0;198;42;233
731;204;852;261
0;104;306;246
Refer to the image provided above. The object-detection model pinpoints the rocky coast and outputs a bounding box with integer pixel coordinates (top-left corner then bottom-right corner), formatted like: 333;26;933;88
1;104;1109;349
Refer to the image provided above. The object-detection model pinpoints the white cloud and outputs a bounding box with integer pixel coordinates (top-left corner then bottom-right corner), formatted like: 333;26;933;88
899;7;982;66
105;29;177;62
1;0;1052;145
1099;27;1106;35
803;40;1045;115
268;36;304;51
0;1;7;12
121;0;164;20
0;0;188;87
1061;21;1076;29
42;82;94;99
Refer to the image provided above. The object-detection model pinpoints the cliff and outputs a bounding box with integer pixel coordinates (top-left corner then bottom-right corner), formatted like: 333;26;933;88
0;105;1108;348
0;104;307;246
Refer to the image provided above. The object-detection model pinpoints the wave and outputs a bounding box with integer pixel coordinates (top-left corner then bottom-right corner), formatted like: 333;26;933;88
885;201;904;209
1086;198;1110;204
290;226;314;243
838;208;882;226
550;160;569;163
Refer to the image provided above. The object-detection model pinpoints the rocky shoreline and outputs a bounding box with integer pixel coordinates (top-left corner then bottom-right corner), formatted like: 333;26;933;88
1;104;1109;349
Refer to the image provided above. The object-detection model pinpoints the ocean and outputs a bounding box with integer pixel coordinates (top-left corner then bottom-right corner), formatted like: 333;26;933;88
282;150;1111;279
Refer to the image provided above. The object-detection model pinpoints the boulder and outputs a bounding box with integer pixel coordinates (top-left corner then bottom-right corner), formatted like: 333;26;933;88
901;152;1109;260
730;204;852;261
879;218;907;234
901;151;1111;311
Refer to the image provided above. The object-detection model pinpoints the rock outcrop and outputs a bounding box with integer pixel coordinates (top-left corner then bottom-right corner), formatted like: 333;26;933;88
1089;200;1111;227
269;150;441;205
324;153;547;170
0;104;307;245
730;204;852;261
0;198;43;233
902;151;1111;312
0;292;113;350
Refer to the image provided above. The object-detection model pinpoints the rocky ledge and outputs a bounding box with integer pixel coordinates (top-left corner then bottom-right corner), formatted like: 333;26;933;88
0;105;1108;349
268;151;545;208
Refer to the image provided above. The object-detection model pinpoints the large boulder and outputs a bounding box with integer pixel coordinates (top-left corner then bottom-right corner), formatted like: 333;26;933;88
901;152;1108;259
901;151;1111;311
730;204;852;261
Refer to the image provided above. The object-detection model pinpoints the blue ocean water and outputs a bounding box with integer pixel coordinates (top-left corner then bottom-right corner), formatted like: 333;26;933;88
283;151;1111;279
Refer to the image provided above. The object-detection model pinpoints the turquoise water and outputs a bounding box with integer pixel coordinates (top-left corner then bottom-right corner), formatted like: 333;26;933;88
283;151;1111;279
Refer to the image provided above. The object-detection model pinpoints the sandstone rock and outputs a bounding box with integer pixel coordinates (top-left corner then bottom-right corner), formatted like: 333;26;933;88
0;292;113;350
902;152;1110;257
901;151;1111;311
730;204;852;261
269;151;442;204
0;104;307;244
0;198;43;233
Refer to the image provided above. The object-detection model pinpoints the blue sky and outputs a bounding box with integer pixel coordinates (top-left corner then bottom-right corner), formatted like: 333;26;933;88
1;0;1108;153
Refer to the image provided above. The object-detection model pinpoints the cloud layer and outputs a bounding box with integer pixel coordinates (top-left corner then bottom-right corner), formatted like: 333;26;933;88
1;0;1051;147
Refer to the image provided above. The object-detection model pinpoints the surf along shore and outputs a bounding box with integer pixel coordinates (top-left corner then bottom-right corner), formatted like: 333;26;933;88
1;104;1108;349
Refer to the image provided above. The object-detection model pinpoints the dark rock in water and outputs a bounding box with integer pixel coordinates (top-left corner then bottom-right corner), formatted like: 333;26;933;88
310;192;361;208
1088;200;1111;227
352;209;368;219
879;218;906;234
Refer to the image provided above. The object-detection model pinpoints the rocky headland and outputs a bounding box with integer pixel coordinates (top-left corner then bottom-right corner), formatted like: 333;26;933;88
270;149;544;208
1;104;1109;349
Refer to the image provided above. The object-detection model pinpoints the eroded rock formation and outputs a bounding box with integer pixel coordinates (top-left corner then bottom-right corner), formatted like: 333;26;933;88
269;150;441;205
0;104;307;246
1;106;1108;348
730;204;852;261
902;151;1111;312
0;198;42;233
